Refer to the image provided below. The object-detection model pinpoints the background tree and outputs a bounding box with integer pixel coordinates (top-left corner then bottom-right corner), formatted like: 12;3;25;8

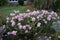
0;0;7;6
30;0;60;11
18;0;24;5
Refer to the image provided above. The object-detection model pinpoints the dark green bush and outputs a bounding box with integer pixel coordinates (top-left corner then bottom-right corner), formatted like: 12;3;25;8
18;0;24;5
0;0;7;6
31;0;60;11
53;0;60;12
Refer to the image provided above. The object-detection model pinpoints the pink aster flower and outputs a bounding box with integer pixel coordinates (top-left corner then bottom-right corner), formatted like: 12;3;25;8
31;17;36;22
14;10;19;13
54;12;57;17
6;17;9;20
42;10;46;14
12;17;15;20
7;32;11;35
37;22;41;27
11;20;14;22
27;9;30;12
2;25;5;28
25;30;28;33
23;26;26;30
7;31;17;35
18;18;23;21
57;16;60;19
17;23;21;26
48;15;52;17
37;16;39;19
15;15;19;19
47;17;51;21
51;11;54;15
18;25;22;29
57;21;60;24
11;21;15;27
11;31;17;35
36;10;40;14
10;13;15;16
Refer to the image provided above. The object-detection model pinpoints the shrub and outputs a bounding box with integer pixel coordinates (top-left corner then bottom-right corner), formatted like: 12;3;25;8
3;10;59;40
53;0;60;12
18;0;24;5
0;0;7;6
32;0;60;11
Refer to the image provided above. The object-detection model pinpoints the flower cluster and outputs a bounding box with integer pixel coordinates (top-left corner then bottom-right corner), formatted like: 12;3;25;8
5;10;60;39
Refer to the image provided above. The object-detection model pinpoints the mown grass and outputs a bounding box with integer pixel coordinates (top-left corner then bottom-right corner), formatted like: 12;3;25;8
0;6;28;17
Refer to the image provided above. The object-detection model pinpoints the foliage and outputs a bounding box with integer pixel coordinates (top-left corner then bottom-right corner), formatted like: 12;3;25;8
0;0;7;6
0;14;6;26
18;0;24;5
3;10;59;40
32;0;60;11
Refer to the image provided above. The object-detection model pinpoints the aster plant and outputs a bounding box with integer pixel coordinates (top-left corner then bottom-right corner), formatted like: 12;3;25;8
3;10;60;40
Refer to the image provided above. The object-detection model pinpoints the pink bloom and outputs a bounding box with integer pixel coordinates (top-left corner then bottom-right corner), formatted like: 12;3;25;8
2;25;5;28
57;21;60;24
14;10;19;13
51;11;54;15
48;15;52;18
47;17;51;21
27;9;30;12
37;16;39;19
36;10;40;14
6;17;9;20
18;18;23;21
11;31;17;35
54;12;57;17
45;10;49;14
23;14;28;18
10;13;15;16
18;25;22;29
15;15;18;19
57;16;60;19
6;17;9;23
37;22;41;27
7;32;11;35
32;11;39;15
12;17;15;20
17;23;21;26
42;10;46;14
25;25;30;27
11;22;15;27
31;17;36;22
23;26;26;30
38;15;43;19
25;30;28;33
7;31;17;35
11;20;14;22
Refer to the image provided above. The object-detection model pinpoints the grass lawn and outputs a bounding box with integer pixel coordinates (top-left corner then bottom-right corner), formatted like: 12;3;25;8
0;6;29;17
